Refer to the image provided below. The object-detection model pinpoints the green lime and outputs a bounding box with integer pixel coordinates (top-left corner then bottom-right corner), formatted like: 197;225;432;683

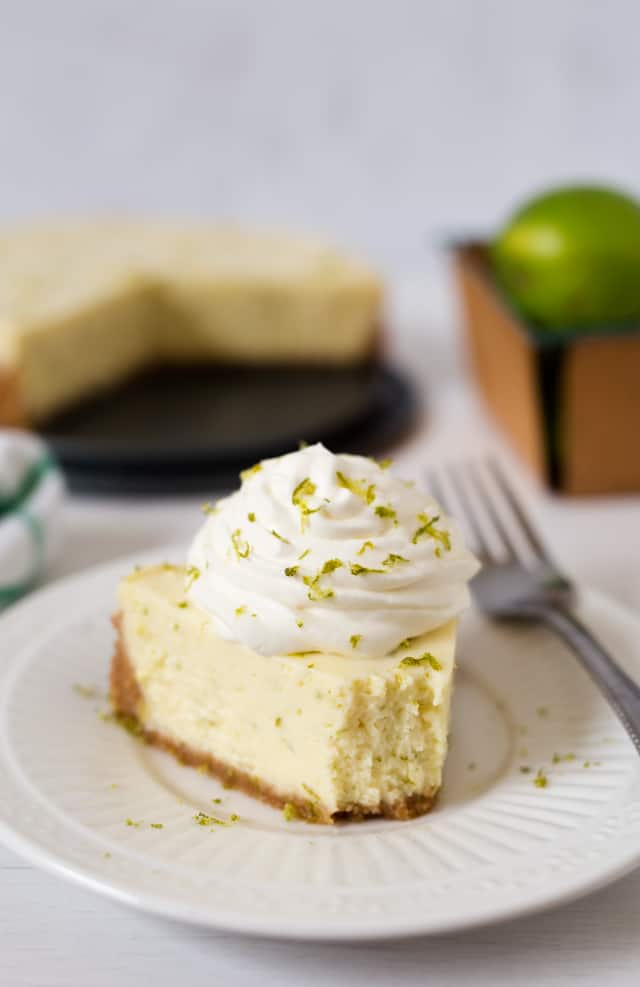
491;185;640;331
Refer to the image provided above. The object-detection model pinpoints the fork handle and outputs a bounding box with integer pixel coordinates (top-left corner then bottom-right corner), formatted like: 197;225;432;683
539;607;640;755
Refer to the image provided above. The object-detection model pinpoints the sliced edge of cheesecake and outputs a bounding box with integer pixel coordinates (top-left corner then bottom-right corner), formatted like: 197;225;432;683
111;565;457;823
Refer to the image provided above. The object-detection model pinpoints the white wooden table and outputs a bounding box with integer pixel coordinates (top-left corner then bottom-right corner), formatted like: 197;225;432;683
3;273;640;986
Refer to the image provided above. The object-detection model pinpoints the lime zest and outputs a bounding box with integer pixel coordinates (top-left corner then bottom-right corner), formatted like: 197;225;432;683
292;478;320;529
400;652;442;670
231;528;251;559
374;504;398;524
321;558;343;575
302;784;321;802
271;528;290;543
382;553;409;567
533;769;549;789
193;811;228;827
357;540;375;555
73;683;100;700
411;513;451;551
283;802;298;821
184;564;201;590
336;470;376;504
303;574;334;601
240;462;262;482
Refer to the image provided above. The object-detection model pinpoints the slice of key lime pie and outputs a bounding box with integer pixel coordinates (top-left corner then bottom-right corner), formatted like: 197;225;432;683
111;444;479;822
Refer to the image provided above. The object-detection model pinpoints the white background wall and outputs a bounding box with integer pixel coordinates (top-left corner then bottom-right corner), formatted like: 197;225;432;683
1;0;639;270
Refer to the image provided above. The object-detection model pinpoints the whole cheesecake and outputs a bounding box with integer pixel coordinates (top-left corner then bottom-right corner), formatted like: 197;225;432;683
0;222;382;426
111;444;479;822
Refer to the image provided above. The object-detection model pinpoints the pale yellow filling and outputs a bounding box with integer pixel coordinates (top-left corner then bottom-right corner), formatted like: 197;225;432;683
118;565;456;816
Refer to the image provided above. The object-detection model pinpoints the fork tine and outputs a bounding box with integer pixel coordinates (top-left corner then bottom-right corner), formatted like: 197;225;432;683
469;461;526;562
425;469;448;513
431;465;496;563
425;469;468;547
449;464;503;563
488;459;550;563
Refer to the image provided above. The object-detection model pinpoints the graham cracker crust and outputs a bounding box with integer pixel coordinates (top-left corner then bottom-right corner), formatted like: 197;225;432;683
110;614;438;824
0;368;27;427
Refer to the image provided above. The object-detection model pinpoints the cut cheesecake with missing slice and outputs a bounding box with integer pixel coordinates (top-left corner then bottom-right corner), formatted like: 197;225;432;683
0;222;382;426
110;444;479;822
113;565;458;821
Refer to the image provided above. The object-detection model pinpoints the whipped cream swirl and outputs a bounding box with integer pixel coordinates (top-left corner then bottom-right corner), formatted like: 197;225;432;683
187;444;479;658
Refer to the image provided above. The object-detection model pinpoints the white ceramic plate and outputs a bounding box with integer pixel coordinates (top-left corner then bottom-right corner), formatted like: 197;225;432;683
1;549;639;941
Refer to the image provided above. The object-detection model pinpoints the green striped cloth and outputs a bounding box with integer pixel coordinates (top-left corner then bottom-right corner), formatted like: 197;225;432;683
0;431;65;609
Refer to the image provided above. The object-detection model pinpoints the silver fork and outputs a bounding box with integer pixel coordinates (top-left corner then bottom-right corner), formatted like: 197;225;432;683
427;459;640;755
